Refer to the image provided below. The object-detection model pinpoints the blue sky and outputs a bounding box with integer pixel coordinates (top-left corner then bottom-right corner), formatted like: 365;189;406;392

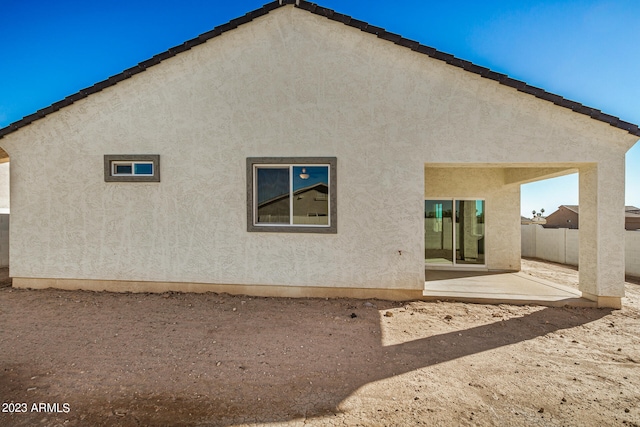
1;0;638;216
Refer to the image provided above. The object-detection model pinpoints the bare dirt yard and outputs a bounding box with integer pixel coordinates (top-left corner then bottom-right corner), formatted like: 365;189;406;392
1;259;639;426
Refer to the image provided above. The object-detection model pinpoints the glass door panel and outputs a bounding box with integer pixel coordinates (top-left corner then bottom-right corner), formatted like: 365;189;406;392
425;199;485;266
455;200;485;265
425;200;454;265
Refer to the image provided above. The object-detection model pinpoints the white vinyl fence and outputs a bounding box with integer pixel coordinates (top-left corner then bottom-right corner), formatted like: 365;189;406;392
521;224;640;277
0;213;7;267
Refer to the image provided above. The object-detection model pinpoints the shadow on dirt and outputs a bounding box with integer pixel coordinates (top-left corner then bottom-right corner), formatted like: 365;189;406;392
0;289;611;426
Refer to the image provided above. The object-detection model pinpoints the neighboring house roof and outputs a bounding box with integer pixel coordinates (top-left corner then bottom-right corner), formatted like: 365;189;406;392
258;183;328;207
625;208;640;218
1;0;639;145
557;205;640;216
561;205;580;214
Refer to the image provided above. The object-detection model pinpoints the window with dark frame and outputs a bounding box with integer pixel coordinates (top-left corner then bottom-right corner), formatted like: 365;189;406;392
247;157;337;233
104;155;160;182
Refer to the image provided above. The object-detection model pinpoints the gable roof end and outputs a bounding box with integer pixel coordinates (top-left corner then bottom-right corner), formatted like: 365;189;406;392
0;0;639;141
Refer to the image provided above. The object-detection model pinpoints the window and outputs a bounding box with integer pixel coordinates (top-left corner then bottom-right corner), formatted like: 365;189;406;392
112;161;154;176
104;155;160;182
247;157;337;233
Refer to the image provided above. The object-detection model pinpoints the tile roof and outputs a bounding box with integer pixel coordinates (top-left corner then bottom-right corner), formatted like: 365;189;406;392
561;205;580;214
559;205;640;216
1;0;639;140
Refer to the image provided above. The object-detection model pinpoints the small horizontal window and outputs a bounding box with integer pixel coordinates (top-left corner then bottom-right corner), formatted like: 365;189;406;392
104;155;160;182
112;161;154;176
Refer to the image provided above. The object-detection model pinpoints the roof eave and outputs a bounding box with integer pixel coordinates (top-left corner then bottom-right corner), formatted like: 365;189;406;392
1;0;638;142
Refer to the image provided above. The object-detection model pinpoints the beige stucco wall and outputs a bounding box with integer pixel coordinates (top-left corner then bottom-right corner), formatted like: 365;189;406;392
578;160;627;300
0;5;637;294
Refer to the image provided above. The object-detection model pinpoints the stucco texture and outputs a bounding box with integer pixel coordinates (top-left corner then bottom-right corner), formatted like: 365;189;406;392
0;5;637;298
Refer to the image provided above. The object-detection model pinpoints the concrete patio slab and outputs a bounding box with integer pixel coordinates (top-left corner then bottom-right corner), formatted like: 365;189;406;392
424;270;597;307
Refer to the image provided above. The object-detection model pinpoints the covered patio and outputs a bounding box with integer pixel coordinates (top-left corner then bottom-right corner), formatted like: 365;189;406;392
423;268;594;307
424;162;628;308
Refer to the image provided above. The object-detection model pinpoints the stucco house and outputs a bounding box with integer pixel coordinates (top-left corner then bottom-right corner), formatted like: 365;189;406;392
0;0;638;308
544;205;640;230
628;209;640;231
544;205;581;229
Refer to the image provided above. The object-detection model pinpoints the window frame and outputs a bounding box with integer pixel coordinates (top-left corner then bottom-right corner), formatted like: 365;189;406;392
104;155;160;182
247;157;337;234
425;198;486;267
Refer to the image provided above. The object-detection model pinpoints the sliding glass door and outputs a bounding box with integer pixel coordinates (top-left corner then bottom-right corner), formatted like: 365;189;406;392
425;200;454;265
455;200;485;265
425;199;485;266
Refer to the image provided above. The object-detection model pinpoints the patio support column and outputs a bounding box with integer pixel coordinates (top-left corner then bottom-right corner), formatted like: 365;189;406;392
578;160;626;308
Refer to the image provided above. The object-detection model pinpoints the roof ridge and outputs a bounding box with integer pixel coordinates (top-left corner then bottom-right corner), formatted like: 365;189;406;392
1;0;638;140
565;206;580;215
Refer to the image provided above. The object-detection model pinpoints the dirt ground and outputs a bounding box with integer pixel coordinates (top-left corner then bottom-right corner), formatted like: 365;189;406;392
1;259;639;427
